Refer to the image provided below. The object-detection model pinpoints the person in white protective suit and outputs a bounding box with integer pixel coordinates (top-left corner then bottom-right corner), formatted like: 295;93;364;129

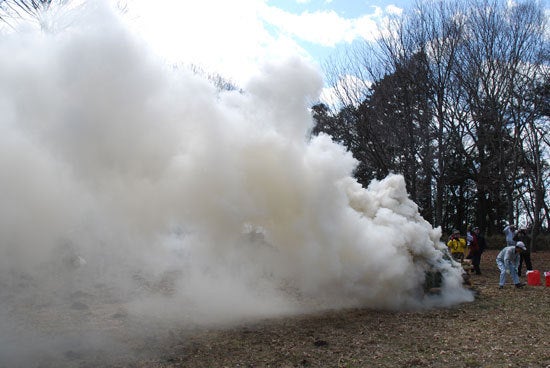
496;241;526;289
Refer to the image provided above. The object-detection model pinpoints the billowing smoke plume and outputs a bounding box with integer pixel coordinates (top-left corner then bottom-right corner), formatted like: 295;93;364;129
0;2;472;366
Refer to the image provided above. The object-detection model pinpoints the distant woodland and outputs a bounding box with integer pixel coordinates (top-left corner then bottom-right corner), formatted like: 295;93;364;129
313;0;549;242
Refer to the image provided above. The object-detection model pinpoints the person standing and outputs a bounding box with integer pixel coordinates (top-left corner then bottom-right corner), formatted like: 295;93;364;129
514;229;533;277
447;229;466;262
496;242;527;289
503;224;517;247
474;226;486;252
468;227;484;275
466;225;474;247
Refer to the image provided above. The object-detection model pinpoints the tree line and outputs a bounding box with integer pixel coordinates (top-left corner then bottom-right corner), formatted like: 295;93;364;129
312;0;549;245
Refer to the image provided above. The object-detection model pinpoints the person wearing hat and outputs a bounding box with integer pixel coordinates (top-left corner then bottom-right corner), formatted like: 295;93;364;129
496;242;527;289
447;229;466;262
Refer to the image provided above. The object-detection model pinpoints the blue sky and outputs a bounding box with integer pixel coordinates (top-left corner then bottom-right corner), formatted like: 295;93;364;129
265;0;411;61
128;0;410;86
267;0;409;17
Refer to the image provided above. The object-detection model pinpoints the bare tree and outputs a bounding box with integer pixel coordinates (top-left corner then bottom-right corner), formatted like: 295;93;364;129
0;0;54;29
407;0;468;228
0;0;95;32
454;0;548;234
316;0;549;234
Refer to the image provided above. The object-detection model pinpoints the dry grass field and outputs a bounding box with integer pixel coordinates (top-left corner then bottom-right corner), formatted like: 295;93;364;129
132;249;550;368
81;250;550;368
4;250;549;368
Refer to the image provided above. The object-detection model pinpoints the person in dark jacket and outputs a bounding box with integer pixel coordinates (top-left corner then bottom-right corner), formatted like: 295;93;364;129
514;229;533;277
470;227;486;275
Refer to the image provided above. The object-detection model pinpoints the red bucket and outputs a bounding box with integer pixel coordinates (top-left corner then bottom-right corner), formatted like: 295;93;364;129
527;270;541;286
545;272;550;287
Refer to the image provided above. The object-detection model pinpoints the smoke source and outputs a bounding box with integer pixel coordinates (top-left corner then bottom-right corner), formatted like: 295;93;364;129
0;2;473;366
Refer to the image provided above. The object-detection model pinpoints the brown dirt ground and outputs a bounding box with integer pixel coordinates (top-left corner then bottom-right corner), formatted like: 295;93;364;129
113;250;550;368
9;250;550;368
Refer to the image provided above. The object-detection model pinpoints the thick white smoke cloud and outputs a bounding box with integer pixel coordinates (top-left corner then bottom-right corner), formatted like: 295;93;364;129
0;1;472;365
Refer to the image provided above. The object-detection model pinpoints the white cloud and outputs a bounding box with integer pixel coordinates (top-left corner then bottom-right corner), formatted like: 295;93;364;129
259;5;382;46
385;4;403;15
123;0;397;86
125;0;295;84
